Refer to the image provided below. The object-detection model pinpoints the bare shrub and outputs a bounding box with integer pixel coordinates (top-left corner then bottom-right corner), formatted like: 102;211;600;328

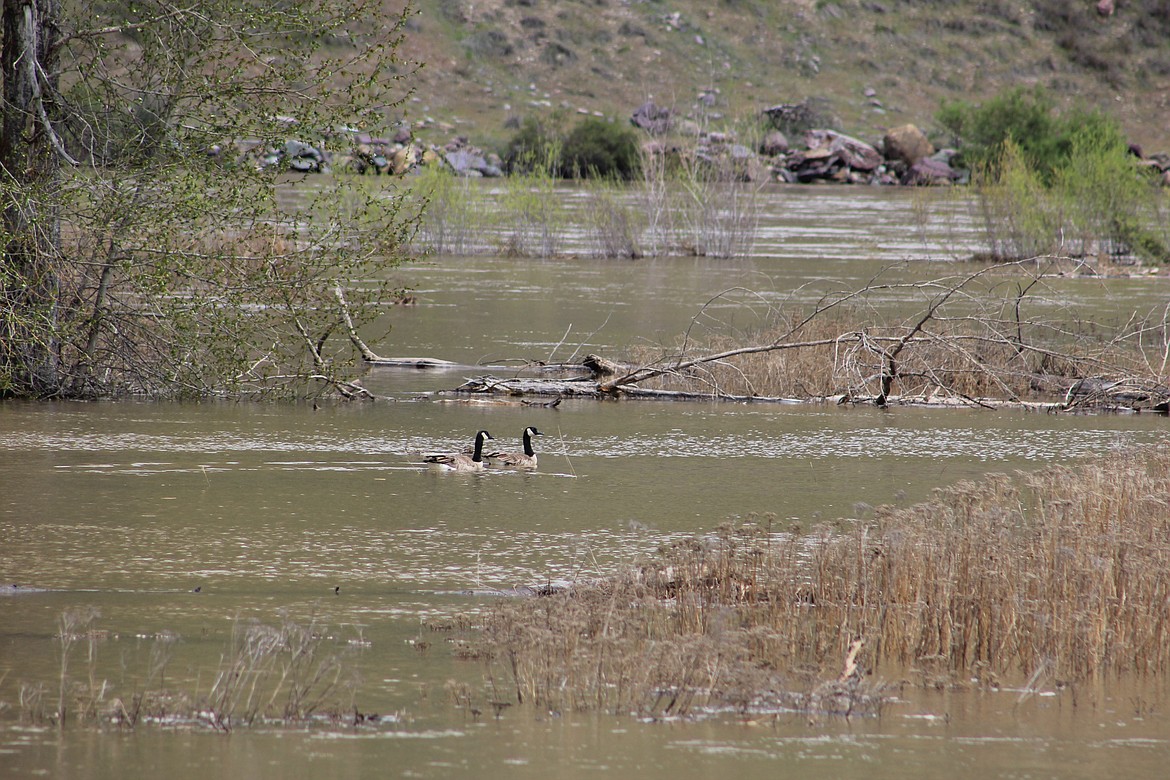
495;170;567;258
55;607;105;725
582;181;645;259
641;145;762;259
202;615;354;731
410;168;489;255
604;261;1167;407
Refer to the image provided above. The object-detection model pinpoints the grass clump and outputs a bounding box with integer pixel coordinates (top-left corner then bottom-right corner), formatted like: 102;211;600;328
466;447;1170;717
20;613;366;731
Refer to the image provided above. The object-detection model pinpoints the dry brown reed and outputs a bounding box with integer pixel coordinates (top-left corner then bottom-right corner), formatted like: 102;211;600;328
202;615;354;731
23;613;360;731
469;447;1170;717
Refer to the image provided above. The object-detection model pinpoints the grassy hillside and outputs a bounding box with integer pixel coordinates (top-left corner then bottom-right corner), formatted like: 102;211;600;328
394;0;1170;154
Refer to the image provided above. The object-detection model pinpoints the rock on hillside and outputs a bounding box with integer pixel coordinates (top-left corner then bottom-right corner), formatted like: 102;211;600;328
393;0;1169;153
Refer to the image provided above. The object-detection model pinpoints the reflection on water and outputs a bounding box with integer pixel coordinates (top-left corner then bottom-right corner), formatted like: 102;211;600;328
2;185;1168;779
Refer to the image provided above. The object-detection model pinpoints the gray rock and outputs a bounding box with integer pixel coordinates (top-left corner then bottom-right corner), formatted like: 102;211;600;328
630;100;674;135
883;124;935;166
803;130;878;170
443;148;490;176
901;157;961;186
760;130;790;156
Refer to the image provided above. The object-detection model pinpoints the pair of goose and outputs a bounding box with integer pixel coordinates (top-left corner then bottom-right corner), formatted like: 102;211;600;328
423;427;544;472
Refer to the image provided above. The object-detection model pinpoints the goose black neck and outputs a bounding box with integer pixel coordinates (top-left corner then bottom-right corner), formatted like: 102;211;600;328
522;430;535;456
472;434;486;461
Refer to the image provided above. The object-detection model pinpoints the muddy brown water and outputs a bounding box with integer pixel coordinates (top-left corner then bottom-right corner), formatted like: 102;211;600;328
2;185;1169;777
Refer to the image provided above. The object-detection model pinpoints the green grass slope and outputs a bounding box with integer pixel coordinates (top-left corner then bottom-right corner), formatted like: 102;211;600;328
395;0;1169;154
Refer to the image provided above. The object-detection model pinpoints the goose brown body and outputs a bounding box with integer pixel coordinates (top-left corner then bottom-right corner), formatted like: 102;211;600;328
486;426;544;469
424;430;494;472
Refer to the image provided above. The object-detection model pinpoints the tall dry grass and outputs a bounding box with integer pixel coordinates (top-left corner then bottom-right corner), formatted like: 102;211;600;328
469;447;1170;716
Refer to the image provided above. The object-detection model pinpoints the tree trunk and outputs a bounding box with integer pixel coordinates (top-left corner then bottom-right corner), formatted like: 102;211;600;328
1;0;64;396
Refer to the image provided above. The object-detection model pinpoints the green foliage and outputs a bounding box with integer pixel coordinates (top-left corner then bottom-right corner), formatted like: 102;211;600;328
937;86;1072;182
1;0;420;399
502;115;565;176
503;114;641;180
561;118;641;181
943;87;1166;263
974;140;1065;261
1055;126;1165;261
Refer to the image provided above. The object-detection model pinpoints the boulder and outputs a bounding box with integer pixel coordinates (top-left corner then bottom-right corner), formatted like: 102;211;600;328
1145;152;1170;171
760;130;790;156
443;147;501;177
350;143;391;175
630;101;674;135
392;145;419;174
883;124;935;167
900;157;961;186
279;140;326;172
784;146;844;183
805;129;882;171
763;101;817;133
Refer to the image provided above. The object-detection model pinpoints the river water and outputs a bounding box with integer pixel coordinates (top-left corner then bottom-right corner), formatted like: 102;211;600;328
2;184;1169;778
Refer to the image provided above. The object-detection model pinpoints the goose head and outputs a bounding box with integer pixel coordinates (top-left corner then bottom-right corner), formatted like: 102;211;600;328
521;426;544;456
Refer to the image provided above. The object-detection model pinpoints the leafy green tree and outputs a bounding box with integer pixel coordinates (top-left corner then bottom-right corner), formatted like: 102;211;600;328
1;0;419;399
503;114;640;180
936;86;1134;184
502;115;565;176
561;118;641;181
941;86;1165;263
1056;125;1165;260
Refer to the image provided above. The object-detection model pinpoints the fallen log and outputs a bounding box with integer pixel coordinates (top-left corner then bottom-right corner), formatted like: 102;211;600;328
445;374;1102;412
581;353;643;377
452;376;607;398
366;357;461;369
449;375;806;403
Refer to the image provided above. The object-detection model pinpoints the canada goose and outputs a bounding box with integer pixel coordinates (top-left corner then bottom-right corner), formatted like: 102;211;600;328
423;430;494;472
485;426;544;469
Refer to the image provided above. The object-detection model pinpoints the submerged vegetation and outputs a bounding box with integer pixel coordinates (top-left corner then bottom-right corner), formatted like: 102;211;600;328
21;611;367;731
465;446;1170;718
411;144;761;260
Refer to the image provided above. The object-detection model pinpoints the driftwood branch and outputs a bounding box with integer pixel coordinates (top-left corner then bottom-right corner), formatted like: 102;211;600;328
334;285;460;369
414;259;1169;412
597;336;849;392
